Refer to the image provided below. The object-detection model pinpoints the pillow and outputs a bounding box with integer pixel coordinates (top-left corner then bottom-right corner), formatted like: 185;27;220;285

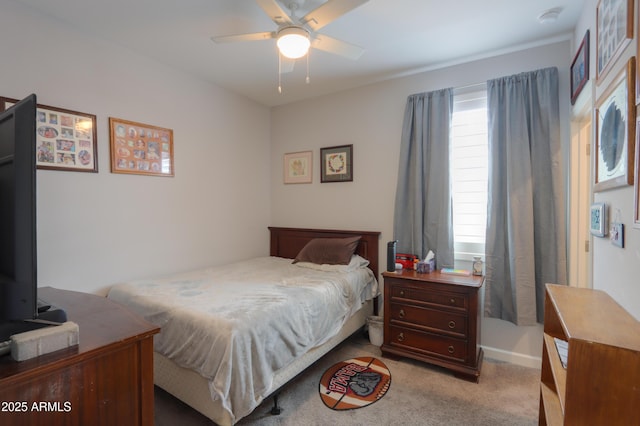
292;236;361;265
294;254;370;272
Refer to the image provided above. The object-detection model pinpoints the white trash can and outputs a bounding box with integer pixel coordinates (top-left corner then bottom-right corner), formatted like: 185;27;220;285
367;316;384;346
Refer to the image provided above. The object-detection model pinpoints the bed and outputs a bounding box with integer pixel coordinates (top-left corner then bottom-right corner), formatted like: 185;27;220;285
106;227;380;426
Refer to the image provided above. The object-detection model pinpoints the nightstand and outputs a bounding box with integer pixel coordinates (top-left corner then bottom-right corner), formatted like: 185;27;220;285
381;270;484;382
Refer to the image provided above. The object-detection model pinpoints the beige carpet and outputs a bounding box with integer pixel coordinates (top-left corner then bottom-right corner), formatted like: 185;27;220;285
155;331;540;426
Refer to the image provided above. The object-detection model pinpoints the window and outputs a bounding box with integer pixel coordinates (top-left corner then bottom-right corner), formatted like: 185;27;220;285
451;87;488;259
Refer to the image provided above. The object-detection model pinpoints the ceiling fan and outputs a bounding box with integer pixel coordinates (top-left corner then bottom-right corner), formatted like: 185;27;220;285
211;0;369;90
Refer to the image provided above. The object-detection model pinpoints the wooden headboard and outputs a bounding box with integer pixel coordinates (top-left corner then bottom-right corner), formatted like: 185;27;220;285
268;227;381;279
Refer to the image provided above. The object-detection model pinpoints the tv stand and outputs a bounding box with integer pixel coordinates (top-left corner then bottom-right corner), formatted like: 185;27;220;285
0;287;160;426
0;305;67;342
36;298;52;313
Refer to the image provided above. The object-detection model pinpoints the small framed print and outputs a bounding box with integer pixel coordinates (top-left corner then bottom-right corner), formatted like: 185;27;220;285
610;222;624;247
0;97;98;172
590;202;607;237
570;30;589;105
283;150;312;184
594;57;636;192
320;144;353;183
109;117;174;177
596;0;633;83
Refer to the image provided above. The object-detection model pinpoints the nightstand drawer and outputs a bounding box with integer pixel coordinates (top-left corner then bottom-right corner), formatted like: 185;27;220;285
388;325;468;362
389;303;467;337
390;285;468;310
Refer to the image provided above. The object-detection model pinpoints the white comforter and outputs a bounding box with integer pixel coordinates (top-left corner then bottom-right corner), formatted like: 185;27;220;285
107;256;377;424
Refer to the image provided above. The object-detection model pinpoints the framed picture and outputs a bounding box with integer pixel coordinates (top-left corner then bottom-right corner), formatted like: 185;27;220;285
283;150;312;184
320;144;353;183
610;221;624;247
637;4;640;103
596;0;633;83
590;202;607;237
1;96;98;172
109;117;174;177
594;57;636;192
571;30;589;105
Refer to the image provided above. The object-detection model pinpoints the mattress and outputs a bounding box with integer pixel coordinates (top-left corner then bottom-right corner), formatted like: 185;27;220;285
107;255;377;424
154;299;373;426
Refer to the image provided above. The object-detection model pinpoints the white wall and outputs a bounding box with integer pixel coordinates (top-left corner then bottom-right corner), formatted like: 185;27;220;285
1;1;271;295
573;0;640;319
270;41;572;366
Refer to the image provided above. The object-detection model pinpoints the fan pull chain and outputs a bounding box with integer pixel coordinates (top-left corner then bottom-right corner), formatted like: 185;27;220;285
277;50;311;92
278;52;283;94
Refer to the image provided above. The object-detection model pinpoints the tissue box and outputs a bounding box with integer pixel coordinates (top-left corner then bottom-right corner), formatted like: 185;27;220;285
417;259;434;273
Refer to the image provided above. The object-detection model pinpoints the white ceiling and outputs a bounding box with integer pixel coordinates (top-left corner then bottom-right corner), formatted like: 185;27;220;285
15;0;585;107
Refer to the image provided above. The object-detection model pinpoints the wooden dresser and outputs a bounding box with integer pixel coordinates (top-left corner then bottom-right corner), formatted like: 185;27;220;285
539;284;640;425
0;287;160;426
381;270;484;382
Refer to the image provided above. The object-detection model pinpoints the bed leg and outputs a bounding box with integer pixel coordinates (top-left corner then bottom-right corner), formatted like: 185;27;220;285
270;393;282;415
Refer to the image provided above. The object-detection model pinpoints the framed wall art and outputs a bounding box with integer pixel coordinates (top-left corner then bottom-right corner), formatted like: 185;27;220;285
594;57;636;192
596;0;633;83
590;202;607;237
1;96;98;172
610;221;624;247
283;150;312;184
320;144;353;183
570;30;589;105
637;3;640;103
109;117;174;177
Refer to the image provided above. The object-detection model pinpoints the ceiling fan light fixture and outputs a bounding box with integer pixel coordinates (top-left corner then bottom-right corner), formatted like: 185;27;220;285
277;26;310;59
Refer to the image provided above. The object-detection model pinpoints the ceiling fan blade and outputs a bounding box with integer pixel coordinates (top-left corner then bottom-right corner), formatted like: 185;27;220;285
256;0;293;26
311;33;364;60
211;31;275;43
302;0;369;31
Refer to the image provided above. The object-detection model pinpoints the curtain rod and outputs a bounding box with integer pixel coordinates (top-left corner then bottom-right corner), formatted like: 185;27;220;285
454;82;486;92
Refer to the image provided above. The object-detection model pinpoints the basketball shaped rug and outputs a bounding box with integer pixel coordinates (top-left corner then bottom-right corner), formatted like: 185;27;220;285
319;357;391;411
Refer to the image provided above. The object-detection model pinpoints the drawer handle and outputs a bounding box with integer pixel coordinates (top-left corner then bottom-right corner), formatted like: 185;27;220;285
399;309;405;319
450;298;456;305
397;332;405;342
400;290;405;297
448;345;454;354
448;321;456;329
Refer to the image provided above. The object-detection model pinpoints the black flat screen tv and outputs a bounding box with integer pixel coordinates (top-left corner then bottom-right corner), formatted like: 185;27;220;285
0;94;65;343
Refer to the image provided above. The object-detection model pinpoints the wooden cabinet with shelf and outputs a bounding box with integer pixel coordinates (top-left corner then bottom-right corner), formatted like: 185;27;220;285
539;284;640;425
0;287;160;426
381;270;484;382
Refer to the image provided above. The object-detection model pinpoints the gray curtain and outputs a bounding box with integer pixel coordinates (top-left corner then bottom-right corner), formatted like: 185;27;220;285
484;67;567;325
393;89;454;267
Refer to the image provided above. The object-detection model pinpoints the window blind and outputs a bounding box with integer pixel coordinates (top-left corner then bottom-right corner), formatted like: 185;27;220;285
451;87;488;259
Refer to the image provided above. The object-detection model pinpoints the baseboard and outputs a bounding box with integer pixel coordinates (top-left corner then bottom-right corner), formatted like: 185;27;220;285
481;345;542;369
